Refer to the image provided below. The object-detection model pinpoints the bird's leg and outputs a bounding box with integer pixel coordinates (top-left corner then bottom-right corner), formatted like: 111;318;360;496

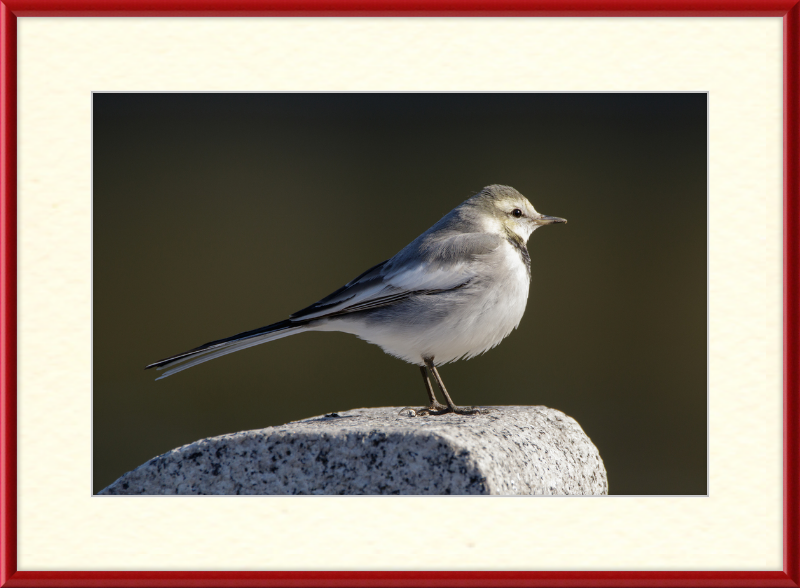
424;358;483;416
415;366;448;415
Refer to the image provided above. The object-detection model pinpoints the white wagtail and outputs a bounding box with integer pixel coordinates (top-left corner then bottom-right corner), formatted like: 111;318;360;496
146;185;566;415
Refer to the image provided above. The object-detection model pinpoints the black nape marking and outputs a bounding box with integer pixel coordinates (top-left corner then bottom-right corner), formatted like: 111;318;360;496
504;229;531;278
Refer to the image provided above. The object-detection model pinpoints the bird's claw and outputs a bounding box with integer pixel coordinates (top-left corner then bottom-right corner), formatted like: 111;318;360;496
403;404;446;416
401;404;486;417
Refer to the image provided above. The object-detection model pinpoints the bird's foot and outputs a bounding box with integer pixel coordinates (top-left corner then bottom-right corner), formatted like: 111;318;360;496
399;402;448;416
415;402;450;416
400;404;487;417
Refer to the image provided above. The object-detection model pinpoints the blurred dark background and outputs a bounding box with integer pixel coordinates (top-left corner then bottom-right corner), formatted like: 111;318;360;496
93;93;707;495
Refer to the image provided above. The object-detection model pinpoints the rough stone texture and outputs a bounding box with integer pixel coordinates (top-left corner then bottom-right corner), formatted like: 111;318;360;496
99;406;607;495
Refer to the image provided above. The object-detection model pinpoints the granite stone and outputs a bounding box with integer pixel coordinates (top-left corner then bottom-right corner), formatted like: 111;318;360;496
99;406;607;495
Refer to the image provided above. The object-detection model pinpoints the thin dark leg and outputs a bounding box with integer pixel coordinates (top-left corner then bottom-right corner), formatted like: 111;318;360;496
424;358;482;415
408;366;448;415
424;359;458;410
420;366;446;408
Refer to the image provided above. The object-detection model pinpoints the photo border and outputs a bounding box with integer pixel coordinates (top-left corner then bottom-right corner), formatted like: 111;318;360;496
1;2;798;586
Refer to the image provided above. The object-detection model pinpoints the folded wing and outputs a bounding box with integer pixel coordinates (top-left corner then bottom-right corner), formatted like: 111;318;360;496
290;232;501;321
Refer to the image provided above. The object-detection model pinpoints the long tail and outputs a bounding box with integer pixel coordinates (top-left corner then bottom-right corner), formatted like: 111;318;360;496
145;319;308;380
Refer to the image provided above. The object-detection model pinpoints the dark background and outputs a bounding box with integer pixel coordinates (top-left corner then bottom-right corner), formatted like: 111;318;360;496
93;93;707;495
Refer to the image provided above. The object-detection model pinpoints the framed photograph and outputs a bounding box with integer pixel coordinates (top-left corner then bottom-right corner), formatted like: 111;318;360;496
1;2;797;586
92;91;703;499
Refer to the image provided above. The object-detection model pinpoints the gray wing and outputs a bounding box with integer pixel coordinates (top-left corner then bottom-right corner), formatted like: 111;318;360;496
290;232;502;321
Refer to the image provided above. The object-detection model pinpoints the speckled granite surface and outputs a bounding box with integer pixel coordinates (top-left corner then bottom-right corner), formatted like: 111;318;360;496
99;406;607;495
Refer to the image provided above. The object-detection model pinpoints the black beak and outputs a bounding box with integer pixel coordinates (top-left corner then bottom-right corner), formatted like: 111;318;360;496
535;214;567;225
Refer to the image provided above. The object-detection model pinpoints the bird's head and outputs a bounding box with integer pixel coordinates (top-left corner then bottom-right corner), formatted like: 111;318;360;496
467;184;567;244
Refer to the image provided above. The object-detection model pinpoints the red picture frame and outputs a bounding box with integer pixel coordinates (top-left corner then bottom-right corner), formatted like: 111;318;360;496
1;3;798;587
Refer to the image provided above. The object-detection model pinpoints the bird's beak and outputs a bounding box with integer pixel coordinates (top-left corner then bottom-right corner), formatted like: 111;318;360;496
535;214;567;225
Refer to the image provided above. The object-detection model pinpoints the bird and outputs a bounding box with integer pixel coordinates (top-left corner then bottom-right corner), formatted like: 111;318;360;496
146;185;566;415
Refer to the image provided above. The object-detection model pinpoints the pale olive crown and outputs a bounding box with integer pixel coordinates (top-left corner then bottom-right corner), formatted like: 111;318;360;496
467;184;533;216
476;184;525;202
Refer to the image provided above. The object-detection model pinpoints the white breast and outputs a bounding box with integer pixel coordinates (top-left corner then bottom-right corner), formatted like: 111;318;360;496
456;240;530;358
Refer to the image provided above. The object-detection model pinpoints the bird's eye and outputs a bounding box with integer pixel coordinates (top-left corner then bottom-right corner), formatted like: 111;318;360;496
511;209;523;218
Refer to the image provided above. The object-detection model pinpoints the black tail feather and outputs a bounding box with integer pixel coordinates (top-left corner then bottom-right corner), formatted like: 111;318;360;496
145;318;300;370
